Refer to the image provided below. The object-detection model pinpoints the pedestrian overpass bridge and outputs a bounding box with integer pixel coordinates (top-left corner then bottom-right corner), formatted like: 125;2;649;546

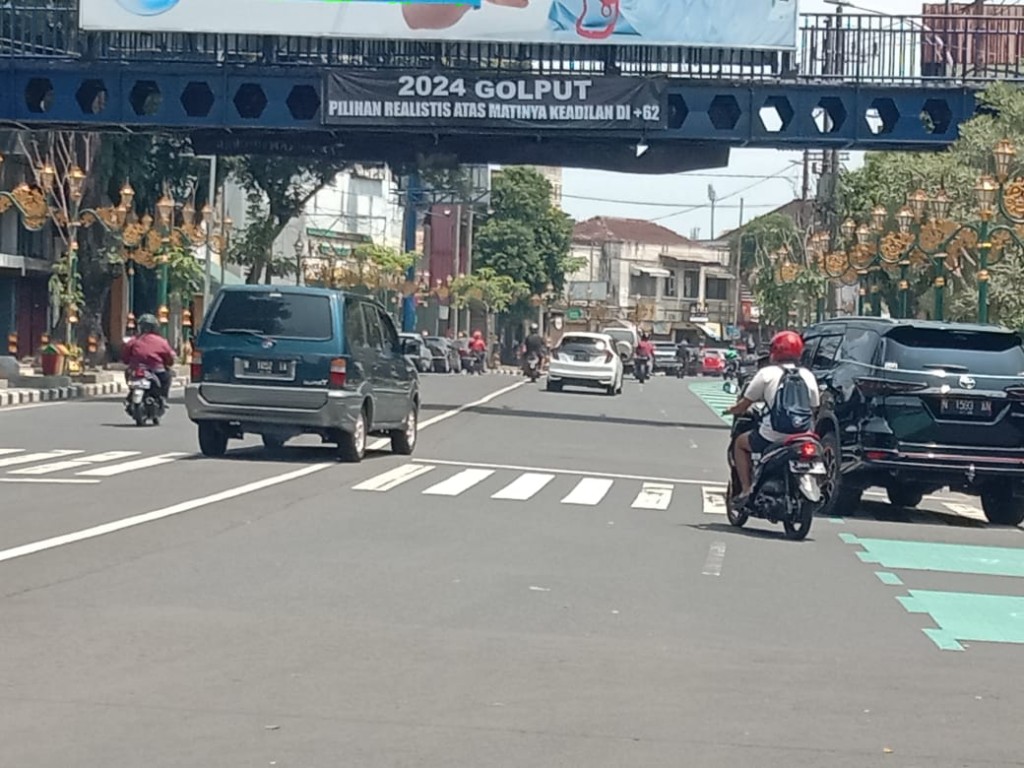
0;4;1011;172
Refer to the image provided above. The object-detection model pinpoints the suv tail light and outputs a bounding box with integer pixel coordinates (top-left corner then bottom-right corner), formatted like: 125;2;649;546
1005;385;1024;400
855;376;927;398
329;358;347;388
605;351;614;364
190;350;202;383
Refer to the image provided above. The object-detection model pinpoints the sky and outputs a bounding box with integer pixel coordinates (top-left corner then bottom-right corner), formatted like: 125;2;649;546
560;0;943;237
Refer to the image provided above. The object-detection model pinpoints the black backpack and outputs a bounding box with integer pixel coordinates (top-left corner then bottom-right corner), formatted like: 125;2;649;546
768;365;814;435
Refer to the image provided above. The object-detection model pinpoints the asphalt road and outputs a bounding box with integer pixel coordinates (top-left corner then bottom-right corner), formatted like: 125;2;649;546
1;372;1023;767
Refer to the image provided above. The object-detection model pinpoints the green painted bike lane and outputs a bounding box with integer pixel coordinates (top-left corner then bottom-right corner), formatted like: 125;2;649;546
840;533;1024;652
688;380;735;425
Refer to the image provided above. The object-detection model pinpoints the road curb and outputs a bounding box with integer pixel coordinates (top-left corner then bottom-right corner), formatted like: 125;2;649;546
0;378;189;410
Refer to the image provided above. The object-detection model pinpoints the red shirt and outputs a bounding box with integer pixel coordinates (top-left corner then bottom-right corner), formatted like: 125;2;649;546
636;340;654;358
469;337;487;352
122;332;175;371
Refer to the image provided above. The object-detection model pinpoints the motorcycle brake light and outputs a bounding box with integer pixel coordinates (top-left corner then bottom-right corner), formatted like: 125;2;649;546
799;442;818;459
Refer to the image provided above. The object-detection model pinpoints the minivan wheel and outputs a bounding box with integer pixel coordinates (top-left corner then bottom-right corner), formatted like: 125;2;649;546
980;487;1024;526
198;422;228;457
338;410;367;463
391;404;418;455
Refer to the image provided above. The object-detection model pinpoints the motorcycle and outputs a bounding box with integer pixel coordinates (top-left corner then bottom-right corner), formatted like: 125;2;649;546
524;352;542;382
634;355;651;384
725;404;825;541
722;362;740;395
125;366;166;427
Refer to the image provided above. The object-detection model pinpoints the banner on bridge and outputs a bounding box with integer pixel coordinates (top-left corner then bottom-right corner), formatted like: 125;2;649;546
324;72;666;131
80;0;797;50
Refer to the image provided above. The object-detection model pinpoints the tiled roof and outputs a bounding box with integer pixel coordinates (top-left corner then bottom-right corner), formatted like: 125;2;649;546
573;216;693;247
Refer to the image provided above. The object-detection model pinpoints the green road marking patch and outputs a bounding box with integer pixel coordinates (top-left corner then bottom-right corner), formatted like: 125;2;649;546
839;532;860;545
852;538;1024;578
897;590;1024;651
688;380;734;425
829;517;845;524
875;571;904;586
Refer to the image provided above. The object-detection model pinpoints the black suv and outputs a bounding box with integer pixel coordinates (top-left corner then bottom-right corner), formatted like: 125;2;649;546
802;318;1024;526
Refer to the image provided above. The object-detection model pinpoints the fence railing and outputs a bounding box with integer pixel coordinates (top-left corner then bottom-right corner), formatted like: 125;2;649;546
3;2;1024;84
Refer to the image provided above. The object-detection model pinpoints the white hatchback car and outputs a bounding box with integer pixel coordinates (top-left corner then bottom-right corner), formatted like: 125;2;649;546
546;332;624;395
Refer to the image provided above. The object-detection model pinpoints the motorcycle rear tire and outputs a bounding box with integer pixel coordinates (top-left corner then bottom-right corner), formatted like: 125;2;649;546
783;500;814;541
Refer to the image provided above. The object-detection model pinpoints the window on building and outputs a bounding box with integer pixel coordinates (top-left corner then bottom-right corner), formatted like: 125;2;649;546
629;274;657;298
682;270;700;298
706;277;729;301
664;272;677;297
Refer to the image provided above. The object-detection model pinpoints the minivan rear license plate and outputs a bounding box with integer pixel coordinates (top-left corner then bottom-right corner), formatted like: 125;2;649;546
240;358;292;377
940;398;992;417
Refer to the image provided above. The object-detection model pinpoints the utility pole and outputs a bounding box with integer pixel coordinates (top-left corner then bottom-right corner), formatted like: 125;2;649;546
451;204;462;337
707;185;717;240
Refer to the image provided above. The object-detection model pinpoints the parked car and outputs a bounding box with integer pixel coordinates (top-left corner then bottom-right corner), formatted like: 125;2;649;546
803;317;1024;525
185;285;420;463
399;333;433;373
547;332;624;395
653;341;682;375
601;324;639;374
701;349;725;376
425;336;461;373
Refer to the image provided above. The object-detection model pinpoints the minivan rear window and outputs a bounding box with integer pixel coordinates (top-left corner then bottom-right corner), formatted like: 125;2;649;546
209;292;333;340
884;328;1024;377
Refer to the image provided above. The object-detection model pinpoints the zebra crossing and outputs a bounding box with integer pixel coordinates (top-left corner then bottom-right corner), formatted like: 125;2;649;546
353;462;686;509
352;461;991;524
0;448;188;483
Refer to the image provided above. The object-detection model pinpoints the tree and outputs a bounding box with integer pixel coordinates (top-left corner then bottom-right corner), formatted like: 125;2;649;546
737;212;826;328
305;242;416;310
473;167;577;295
836;82;1024;323
449;267;530;336
223;155;355;284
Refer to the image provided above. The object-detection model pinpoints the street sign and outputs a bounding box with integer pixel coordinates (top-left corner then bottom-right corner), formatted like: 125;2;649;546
566;307;583;321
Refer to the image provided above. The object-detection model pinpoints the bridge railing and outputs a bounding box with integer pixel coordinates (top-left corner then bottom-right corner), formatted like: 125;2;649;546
3;2;1024;85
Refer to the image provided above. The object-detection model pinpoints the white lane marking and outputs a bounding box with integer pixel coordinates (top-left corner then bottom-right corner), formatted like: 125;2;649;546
0;463;332;565
0;450;82;468
413;458;716;487
364;381;526;452
76;453;187;477
0;478;100;485
422;468;495;496
353;463;435;492
492;473;555;501
941;502;987;521
702;542;727;576
701;485;729;514
631;482;674;510
0;449;25;457
562;478;613;506
9;451;140;476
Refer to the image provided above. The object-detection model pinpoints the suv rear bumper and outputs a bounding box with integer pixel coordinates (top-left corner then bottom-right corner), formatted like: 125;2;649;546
857;446;1024;481
185;383;363;433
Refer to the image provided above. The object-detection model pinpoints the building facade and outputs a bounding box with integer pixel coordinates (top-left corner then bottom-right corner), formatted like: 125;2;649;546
566;217;738;342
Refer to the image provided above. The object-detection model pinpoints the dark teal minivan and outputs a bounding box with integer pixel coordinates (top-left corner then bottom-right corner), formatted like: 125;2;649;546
185;285;420;462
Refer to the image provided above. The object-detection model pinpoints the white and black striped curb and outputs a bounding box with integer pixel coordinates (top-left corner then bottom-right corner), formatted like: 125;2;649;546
0;379;189;409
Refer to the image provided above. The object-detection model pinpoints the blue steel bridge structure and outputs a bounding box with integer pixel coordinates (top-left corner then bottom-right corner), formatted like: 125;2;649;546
0;3;1013;174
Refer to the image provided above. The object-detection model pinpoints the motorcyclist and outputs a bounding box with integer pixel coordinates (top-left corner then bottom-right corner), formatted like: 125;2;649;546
724;330;819;503
522;323;547;371
469;330;487;373
723;347;740;378
121;313;175;403
737;340;760;388
635;332;654;378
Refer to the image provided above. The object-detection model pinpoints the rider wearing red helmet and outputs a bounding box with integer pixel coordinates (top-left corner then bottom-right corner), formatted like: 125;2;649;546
725;330;820;502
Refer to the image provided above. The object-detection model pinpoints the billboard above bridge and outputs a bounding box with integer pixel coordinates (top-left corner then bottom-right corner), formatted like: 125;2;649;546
80;0;798;50
325;72;666;131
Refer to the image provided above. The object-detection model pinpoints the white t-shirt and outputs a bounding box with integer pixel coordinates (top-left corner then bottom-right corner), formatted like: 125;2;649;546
743;364;820;443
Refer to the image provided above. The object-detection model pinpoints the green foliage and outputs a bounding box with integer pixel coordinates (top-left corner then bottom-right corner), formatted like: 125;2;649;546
450;267;530;314
352;242;417;281
836;82;1024;320
166;244;204;303
223;154;354;283
473;167;574;295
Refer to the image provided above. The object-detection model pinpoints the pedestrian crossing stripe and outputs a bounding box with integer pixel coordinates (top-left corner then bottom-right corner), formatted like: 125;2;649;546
0;448;188;481
352;464;989;524
688;380;736;424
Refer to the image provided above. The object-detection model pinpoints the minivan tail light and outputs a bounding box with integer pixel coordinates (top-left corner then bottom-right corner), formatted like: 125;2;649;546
190;350;202;383
329;358;347;388
855;376;927;398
